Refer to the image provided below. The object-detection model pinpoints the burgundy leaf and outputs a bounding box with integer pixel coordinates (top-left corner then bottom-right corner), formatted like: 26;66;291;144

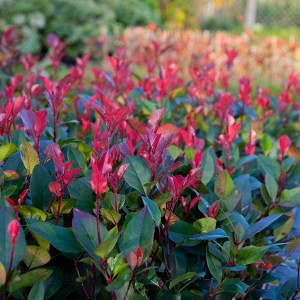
35;110;48;137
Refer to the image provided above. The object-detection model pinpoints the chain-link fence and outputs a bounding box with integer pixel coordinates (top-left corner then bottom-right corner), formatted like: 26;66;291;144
197;0;300;29
257;0;300;28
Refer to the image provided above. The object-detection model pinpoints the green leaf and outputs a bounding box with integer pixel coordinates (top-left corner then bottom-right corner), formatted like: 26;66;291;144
101;208;121;224
58;138;92;160
23;245;51;269
279;188;300;207
30;165;53;210
43;267;64;299
0;143;17;161
244;214;284;240
169;221;198;244
0;206;26;272
184;147;196;160
94;235;119;259
21;139;40;175
236;155;257;166
68;177;95;213
9;268;52;294
0;262;6;286
265;172;278;201
106;268;132;292
119;207;154;260
142;196;161;227
220;278;248;295
123;156;151;195
261;134;273;154
51;199;77;215
193;218;216;232
189;228;229;241
274;213;294;242
72;209;107;258
281;278;298;300
28;281;45;300
214;170;234;198
201;148;215;184
206;249;222;282
107;253;128;278
67;147;87;175
19;205;47;221
236;246;268;265
208;242;228;263
169;272;199;289
258;155;280;180
27;221;82;254
168;145;181;160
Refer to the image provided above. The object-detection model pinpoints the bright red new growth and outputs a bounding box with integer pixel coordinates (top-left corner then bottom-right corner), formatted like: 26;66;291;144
91;173;107;196
278;135;291;156
7;220;20;245
245;129;257;155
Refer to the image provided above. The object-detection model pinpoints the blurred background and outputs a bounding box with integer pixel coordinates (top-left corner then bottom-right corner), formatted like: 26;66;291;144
1;0;300;56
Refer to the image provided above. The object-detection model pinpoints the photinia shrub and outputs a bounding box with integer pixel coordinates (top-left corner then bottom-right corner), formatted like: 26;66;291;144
1;27;300;300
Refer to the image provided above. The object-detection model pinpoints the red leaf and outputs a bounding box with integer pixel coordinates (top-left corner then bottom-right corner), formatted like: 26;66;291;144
90;97;107;122
35;110;48;137
49;181;63;197
112;107;130;126
117;164;129;181
20;109;36;138
278;135;291;155
18;189;28;205
91;173;107;196
157;123;180;135
44;144;64;175
127;119;147;135
12;97;24;117
148;108;164;130
0;113;7;134
56;74;72;101
64;167;81;186
190;195;201;210
39;76;53;95
98;151;113;175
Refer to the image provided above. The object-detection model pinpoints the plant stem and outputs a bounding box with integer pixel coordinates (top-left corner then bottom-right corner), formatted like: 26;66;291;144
123;266;138;300
55;196;62;225
2;243;15;300
95;195;101;244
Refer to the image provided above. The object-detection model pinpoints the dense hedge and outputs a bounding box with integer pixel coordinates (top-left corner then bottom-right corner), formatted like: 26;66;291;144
0;28;300;299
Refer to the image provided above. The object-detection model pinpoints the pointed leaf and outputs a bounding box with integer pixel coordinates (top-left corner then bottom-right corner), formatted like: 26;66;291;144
189;228;229;241
214;170;234;198
94;235;119;259
123;156;151;195
0;143;17;161
206;249;222;282
30;165;52;210
142;196;161;227
169;272;200;289
244;214;284;239
265;172;278;201
23;245;51;269
236;246;268;265
9;268;52;294
72;209;108;258
119;207;154;260
27;221;82;253
22;139;40;175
